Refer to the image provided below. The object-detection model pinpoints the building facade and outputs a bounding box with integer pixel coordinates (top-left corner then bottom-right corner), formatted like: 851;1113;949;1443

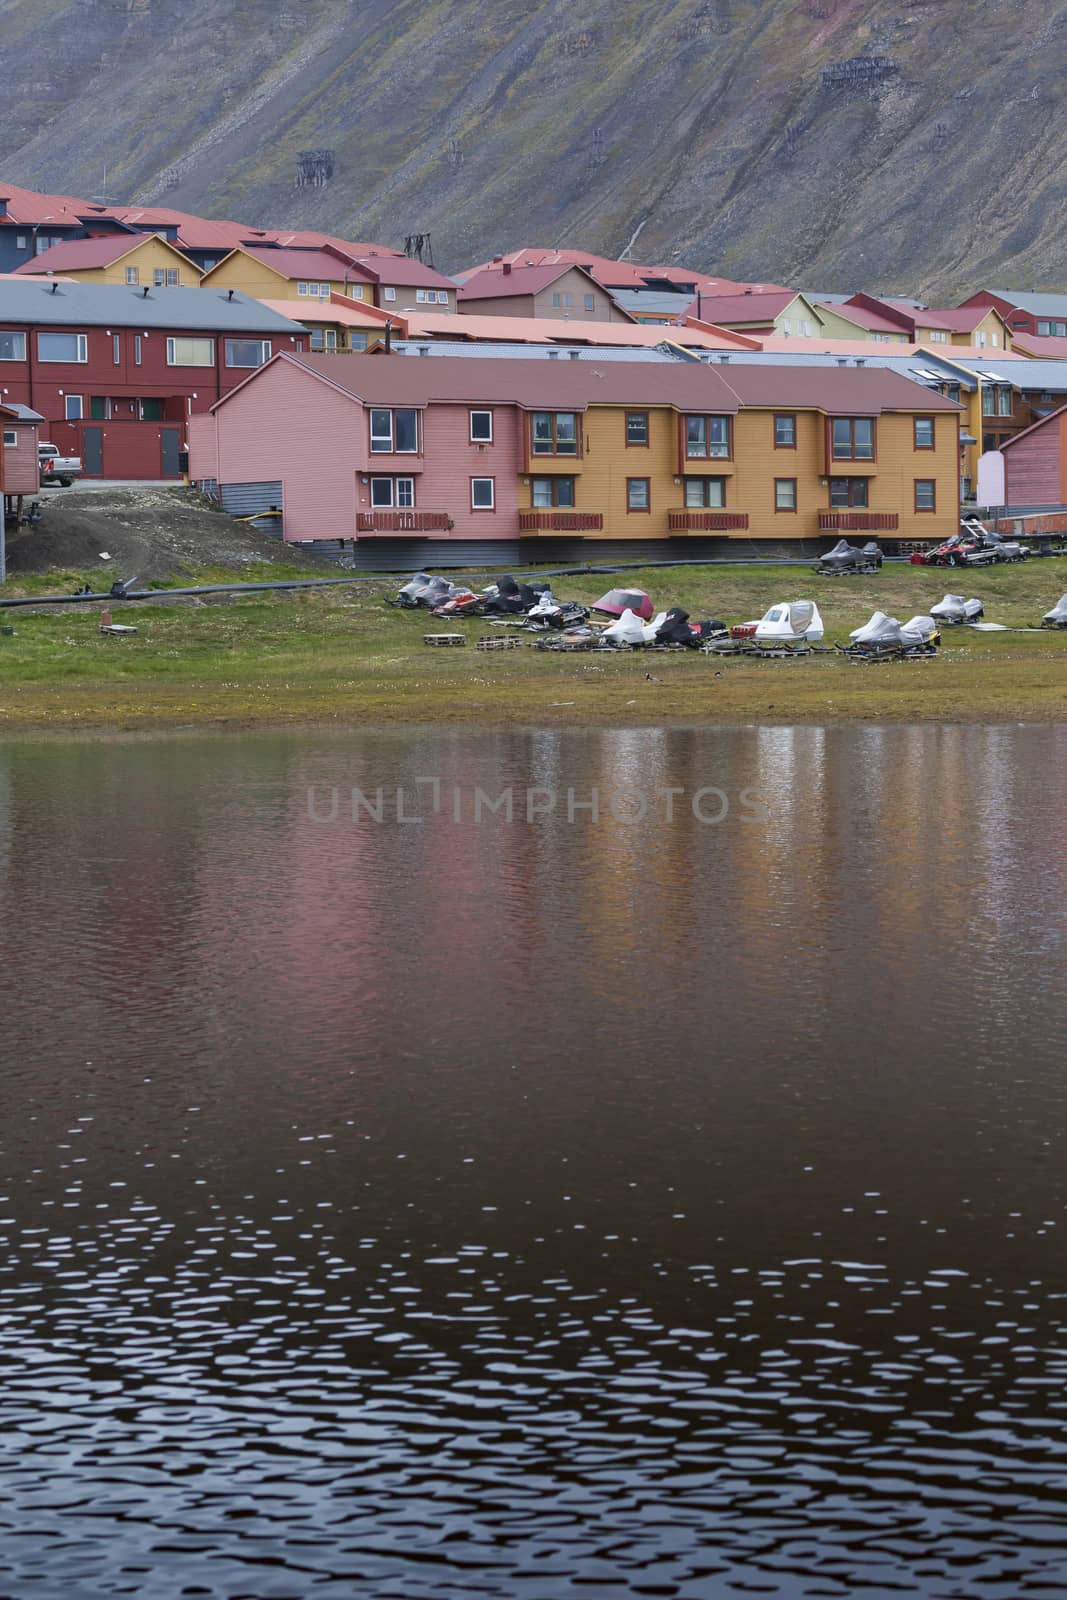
0;279;303;478
188;351;961;562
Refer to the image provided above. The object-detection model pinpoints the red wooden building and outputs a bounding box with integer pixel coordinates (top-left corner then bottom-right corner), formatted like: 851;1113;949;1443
0;278;303;479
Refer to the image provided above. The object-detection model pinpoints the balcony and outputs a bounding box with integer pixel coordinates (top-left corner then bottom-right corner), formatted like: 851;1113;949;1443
668;510;750;532
519;511;604;532
818;511;900;532
356;510;450;533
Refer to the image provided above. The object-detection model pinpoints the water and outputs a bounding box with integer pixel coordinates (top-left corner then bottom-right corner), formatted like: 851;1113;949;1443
1;723;1066;1599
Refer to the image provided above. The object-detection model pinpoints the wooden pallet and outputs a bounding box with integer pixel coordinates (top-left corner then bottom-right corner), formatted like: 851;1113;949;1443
423;633;466;647
476;634;522;651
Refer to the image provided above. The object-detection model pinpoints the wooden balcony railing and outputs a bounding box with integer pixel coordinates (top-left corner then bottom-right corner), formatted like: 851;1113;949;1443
518;511;604;532
668;510;750;532
356;510;451;532
818;511;899;531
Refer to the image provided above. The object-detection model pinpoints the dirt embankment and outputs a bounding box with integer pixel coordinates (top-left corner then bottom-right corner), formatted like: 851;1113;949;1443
5;486;335;582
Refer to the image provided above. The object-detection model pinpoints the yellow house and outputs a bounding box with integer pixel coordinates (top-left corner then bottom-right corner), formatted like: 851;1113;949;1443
515;364;962;545
200;245;375;304
256;295;401;353
14;231;200;287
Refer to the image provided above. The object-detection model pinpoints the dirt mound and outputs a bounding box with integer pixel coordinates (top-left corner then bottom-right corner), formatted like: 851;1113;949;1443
5;486;335;580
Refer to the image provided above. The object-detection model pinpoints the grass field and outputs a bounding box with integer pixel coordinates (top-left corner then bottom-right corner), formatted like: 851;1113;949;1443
1;558;1066;733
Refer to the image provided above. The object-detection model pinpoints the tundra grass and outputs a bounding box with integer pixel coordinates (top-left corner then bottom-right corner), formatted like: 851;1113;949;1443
1;560;1066;734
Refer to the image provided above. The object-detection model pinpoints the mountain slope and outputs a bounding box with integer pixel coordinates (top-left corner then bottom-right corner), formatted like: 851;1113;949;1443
1;0;1065;296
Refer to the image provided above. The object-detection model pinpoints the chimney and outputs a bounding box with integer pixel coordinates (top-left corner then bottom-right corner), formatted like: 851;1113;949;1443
502;262;512;276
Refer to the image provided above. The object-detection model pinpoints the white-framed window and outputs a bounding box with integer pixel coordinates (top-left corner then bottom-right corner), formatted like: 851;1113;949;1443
470;409;493;442
348;285;364;300
135;335;142;366
0;331;27;361
471;477;495;509
298;281;330;297
16;235;26;249
125;265;139;285
585;293;595;312
297;281;310;296
975;331;987;347
3;429;17;446
991;331;1000;346
350;332;368;351
383;286;397;301
369;407;417;452
113;334;121;364
65;394;83;420
309;328;337;352
416;289;427;303
37;333;88;363
154;268;165;286
167;336;214;366
369;476;415;507
224;338;270;368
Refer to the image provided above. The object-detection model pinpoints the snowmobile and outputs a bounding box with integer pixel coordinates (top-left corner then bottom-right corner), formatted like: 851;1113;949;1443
1042;594;1067;628
431;588;482;617
394;572;434;608
917;526;1027;567
593;587;655;622
842;611;939;659
754;599;824;645
599;608;649;645
815;539;883;576
525;589;590;629
930;593;984;625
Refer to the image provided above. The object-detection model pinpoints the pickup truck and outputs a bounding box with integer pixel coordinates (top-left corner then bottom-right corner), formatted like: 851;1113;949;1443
38;442;83;486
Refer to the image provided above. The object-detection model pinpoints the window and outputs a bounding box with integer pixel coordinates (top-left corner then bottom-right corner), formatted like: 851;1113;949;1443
686;414;730;458
1038;320;1051;336
927;329;948;342
991;332;1000;347
383;287;397;301
915;479;936;512
552;293;561;308
350;332;368;351
348;285;365;300
945;383;960;402
167;336;213;366
914;417;935;449
154;268;165;287
125;265;139;285
775;477;797;511
532;476;575;507
37;333;88;363
781;318;792;335
298;281;330;297
224;338;270;368
585;293;595;312
829;477;869;508
998;386;1013;417
135;335;142;366
471;477;495;509
470;410;493;442
532;411;579;455
563;293;573;309
774;414;796;448
113;333;120;365
684;478;725;508
16;236;26;249
369;477;415;508
0;331;27;361
627;477;651;511
64;395;83;420
369;408;418;453
625;412;649;446
831;417;874;459
982;387;995;416
975;331;987;347
89;396;110;420
3;429;17;446
309;329;337;352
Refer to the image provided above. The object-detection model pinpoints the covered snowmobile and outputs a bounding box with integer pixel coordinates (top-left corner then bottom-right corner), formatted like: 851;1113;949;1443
600;608;648;645
930;593;984;624
815;539;883;576
593;587;655;622
1042;594;1067;628
844;611;939;658
754;599;824;644
482;575;526;615
394;572;434;608
655;606;701;646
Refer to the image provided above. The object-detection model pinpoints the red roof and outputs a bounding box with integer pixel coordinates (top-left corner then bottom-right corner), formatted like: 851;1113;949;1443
918;306;1003;333
216;349;964;417
454;246;779;297
828;302;914;334
458;262;594;300
12;232;192;273
347;255;455;289
685;290;800;324
1009;331;1067;358
0;179;86;228
231;246;376;283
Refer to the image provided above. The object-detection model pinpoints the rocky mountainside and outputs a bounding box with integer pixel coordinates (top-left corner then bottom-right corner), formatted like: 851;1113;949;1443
1;0;1064;297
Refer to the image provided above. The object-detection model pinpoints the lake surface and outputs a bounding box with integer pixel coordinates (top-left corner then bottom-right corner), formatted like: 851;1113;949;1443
1;722;1066;1599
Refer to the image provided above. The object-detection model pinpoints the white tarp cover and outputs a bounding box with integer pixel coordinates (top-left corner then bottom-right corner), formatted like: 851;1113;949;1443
1043;594;1067;624
900;615;937;646
601;608;647;644
850;610;892;643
